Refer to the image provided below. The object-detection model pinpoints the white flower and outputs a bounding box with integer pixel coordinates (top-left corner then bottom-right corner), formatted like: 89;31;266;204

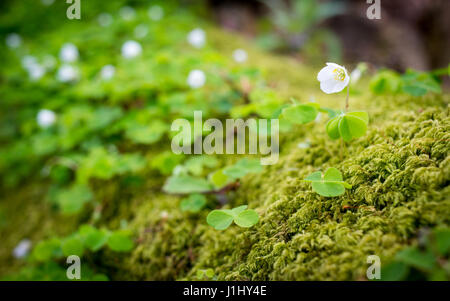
317;62;350;94
148;5;164;21
187;28;206;48
59;43;79;63
134;24;149;39
28;63;46;81
37;109;56;128
21;55;38;69
119;6;136;21
121;40;142;59
6;33;22;49
57;64;78;82
100;64;115;80
98;13;113;27
187;69;206;89
233;49;247;63
350;69;362;84
13;239;31;259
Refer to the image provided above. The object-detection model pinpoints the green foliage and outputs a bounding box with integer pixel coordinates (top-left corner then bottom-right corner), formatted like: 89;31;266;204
326;111;369;142
180;194;207;213
370;69;443;96
304;167;351;197
31;225;134;263
163;174;213;194
107;231;134;252
381;228;450;281
196;268;215;280
281;102;319;124
55;184;93;215
207;205;259;230
222;158;263;179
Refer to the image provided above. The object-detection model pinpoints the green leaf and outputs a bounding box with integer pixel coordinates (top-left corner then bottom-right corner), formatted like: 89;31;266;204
180;194;207;213
107;231;134;252
206;210;234;230
434;228;450;256
223;158;263;179
204;269;214;278
326;112;369;142
326;117;340;140
338;117;353;142
61;236;84;257
163;175;212;194
304;167;351;197
231;205;248;216
125;120;167;145
209;169;234;189
345;115;367;139
380;261;409;281
56;184;93;215
234;209;259;227
281;103;318;124
395;247;436;271
32;239;61;262
78;225;109;252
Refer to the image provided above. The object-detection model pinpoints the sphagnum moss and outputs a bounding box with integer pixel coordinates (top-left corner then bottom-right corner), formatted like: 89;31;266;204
1;24;449;280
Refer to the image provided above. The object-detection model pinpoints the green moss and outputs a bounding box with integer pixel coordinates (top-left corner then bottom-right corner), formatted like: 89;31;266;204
0;5;449;281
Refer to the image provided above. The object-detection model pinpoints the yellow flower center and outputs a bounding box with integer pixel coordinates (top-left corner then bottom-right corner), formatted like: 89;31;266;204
333;68;346;82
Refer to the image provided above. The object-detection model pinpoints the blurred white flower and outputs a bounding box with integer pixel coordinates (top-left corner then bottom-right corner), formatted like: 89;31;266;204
317;62;350;94
59;43;79;63
37;109;56;128
13;239;31;259
57;64;78;82
100;64;115;80
160;210;169;219
6;33;22;49
21;55;38;69
134;24;149;39
119;6;136;21
148;5;164;21
187;69;206;89
233;49;247;63
121;40;142;59
350;69;362;84
98;13;113;27
28;63;46;81
41;0;54;6
187;28;206;48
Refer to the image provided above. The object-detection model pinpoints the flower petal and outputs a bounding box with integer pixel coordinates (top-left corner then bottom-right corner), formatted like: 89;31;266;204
317;65;335;82
320;79;340;94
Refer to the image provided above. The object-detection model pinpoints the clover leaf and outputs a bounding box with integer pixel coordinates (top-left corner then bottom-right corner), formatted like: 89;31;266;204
196;268;215;280
304;167;352;197
78;225;109;252
281;102;319;124
163;174;212;194
61;235;84;257
222;158;263;179
326;111;369;142
209;168;234;189
207;205;259;230
56;184;93;215
106;231;134;252
180;194;207;213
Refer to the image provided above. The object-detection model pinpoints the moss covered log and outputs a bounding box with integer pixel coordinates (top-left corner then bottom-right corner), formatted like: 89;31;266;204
0;1;449;281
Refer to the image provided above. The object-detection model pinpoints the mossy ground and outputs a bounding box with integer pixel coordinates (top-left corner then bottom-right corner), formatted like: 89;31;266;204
0;25;449;280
